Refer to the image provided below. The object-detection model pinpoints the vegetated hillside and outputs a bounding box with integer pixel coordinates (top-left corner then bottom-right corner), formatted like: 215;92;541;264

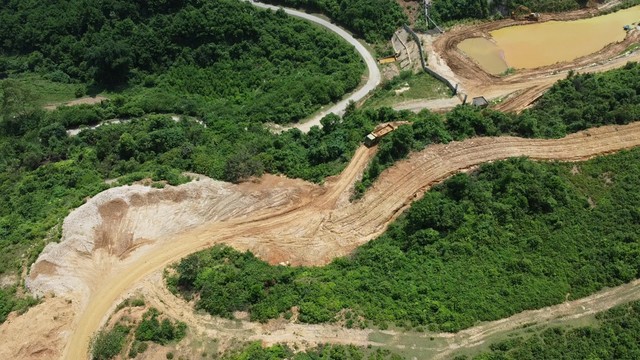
0;0;364;124
0;77;402;323
169;148;640;332
463;300;640;360
222;343;403;360
3;62;640;325
259;0;407;42
355;63;640;196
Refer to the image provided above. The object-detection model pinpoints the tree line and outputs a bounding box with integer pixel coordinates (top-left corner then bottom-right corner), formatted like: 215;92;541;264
355;63;640;197
260;0;407;43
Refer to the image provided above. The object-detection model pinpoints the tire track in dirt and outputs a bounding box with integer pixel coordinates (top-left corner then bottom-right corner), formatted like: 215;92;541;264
55;122;640;359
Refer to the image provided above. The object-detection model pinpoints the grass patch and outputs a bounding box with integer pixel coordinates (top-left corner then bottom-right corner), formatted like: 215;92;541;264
623;42;640;54
363;71;451;109
7;73;85;106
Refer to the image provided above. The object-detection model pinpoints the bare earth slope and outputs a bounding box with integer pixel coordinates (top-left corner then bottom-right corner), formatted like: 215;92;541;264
11;122;638;359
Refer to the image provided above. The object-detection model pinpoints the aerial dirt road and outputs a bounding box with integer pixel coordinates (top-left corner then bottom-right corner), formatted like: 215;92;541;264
55;122;640;359
248;1;381;132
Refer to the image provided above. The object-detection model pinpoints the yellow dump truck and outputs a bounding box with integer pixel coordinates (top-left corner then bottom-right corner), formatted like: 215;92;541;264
364;124;397;147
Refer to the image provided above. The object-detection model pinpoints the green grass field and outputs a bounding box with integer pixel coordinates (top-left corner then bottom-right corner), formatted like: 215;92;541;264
363;71;451;109
7;73;85;107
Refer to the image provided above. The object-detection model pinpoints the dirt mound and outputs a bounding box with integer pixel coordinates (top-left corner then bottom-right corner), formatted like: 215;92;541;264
0;296;72;360
26;175;316;304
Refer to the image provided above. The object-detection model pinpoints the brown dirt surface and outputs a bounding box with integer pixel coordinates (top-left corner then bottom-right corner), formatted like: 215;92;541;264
44;96;107;110
0;296;72;360
396;0;421;26
54;122;640;359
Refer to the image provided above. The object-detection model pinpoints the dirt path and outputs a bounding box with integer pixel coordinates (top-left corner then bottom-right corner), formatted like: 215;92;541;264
248;1;381;132
393;97;462;113
22;122;635;359
128;265;640;358
43;96;107;110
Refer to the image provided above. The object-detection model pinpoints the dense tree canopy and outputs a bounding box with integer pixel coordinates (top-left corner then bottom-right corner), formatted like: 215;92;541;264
260;0;407;42
0;0;364;124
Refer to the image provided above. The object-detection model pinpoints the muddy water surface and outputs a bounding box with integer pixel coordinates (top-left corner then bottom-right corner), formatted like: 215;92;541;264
457;37;509;74
459;6;640;73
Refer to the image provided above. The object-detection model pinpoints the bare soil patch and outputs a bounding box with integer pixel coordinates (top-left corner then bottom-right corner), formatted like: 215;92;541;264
44;96;107;110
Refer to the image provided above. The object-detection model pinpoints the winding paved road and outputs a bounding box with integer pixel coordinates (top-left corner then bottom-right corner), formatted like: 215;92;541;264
249;1;381;132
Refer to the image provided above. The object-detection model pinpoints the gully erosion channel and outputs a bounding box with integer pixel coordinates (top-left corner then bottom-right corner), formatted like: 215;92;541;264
458;5;640;75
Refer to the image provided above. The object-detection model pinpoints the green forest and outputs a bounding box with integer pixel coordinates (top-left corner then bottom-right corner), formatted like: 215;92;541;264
0;0;639;358
223;343;403;360
0;0;374;324
462;300;640;360
3;61;640;326
0;0;364;124
168;147;640;332
259;0;407;42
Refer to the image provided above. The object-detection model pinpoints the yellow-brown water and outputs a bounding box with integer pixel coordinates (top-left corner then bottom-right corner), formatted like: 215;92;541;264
457;37;509;74
458;6;640;73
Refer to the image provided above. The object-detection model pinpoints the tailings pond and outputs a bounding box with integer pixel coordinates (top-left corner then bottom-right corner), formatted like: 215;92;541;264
458;6;640;74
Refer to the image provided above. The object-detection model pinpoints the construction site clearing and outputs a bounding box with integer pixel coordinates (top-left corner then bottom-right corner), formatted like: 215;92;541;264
390;2;640;114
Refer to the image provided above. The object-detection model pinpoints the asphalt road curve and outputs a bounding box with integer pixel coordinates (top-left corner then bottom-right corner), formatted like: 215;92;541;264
249;1;382;132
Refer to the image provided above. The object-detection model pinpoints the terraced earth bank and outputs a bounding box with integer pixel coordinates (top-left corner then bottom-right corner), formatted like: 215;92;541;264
0;121;636;359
